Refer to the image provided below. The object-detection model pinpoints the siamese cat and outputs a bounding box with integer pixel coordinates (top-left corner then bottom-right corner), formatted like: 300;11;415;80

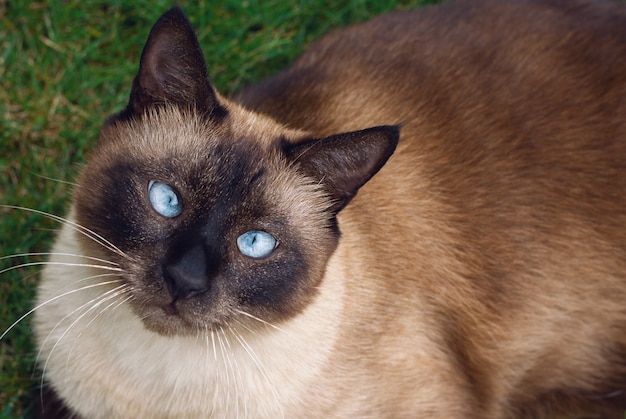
22;0;626;417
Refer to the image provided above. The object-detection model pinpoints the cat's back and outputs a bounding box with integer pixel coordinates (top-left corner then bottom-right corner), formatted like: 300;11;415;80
239;0;626;136
240;2;626;415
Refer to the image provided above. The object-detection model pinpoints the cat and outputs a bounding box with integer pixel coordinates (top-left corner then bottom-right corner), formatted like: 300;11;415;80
20;0;626;417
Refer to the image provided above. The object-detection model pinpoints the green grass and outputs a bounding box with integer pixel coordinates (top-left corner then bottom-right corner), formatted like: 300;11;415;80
0;0;440;416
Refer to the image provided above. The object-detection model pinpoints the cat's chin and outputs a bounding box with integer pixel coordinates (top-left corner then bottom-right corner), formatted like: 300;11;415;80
138;303;214;337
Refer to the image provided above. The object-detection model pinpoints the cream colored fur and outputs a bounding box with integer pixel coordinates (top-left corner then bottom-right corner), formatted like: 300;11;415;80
36;213;343;418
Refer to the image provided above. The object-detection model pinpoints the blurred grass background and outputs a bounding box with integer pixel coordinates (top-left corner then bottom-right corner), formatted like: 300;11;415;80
0;0;441;416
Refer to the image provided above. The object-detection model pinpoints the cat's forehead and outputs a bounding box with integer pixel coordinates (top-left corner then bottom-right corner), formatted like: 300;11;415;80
95;107;286;187
101;106;275;160
88;105;331;228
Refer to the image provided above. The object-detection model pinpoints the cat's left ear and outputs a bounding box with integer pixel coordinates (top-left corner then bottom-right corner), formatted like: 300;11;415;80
118;7;225;120
284;125;400;214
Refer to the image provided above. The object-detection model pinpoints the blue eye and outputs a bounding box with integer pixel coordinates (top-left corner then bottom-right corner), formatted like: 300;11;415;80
237;230;278;259
148;180;182;218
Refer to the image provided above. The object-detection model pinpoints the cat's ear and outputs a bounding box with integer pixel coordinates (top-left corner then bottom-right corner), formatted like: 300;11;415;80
284;125;400;213
120;7;225;119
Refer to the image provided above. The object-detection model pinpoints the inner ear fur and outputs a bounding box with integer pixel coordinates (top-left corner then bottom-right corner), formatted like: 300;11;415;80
284;125;400;213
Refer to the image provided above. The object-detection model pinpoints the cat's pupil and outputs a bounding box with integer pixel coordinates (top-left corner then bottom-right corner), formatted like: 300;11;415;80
148;180;183;218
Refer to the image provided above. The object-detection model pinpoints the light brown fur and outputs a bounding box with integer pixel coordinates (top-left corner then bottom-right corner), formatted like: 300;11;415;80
241;1;626;413
34;0;626;417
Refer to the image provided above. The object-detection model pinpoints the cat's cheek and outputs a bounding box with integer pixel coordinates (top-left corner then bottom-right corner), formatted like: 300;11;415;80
229;226;341;323
233;256;320;322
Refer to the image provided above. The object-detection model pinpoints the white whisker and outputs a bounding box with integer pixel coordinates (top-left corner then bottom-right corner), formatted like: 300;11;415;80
227;327;247;418
202;323;219;416
204;324;211;370
232;319;256;336
39;283;130;391
65;288;133;366
0;205;129;261
226;328;244;384
65;272;123;288
0;261;122;276
113;289;135;310
216;328;233;415
211;328;218;362
221;327;242;419
210;328;220;415
36;282;129;368
231;325;284;419
31;173;78;187
0;252;119;266
0;278;123;342
234;309;292;337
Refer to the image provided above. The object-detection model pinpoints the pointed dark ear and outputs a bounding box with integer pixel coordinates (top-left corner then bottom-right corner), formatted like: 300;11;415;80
284;125;400;214
120;7;225;120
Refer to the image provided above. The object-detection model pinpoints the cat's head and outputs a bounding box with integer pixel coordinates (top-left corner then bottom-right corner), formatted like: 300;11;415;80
72;7;399;336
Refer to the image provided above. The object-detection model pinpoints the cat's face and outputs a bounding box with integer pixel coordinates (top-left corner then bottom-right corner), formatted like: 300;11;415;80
73;107;338;336
69;7;398;337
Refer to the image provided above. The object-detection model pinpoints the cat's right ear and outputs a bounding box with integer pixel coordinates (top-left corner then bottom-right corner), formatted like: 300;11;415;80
113;7;225;122
284;125;400;214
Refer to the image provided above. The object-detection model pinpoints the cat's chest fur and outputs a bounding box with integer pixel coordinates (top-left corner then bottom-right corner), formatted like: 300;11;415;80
33;0;626;418
37;214;345;418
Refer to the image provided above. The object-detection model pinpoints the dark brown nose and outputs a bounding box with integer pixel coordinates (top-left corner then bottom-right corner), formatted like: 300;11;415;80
163;244;211;300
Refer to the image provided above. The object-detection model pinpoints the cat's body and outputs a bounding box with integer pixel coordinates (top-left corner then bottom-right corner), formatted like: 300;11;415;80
33;0;626;418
